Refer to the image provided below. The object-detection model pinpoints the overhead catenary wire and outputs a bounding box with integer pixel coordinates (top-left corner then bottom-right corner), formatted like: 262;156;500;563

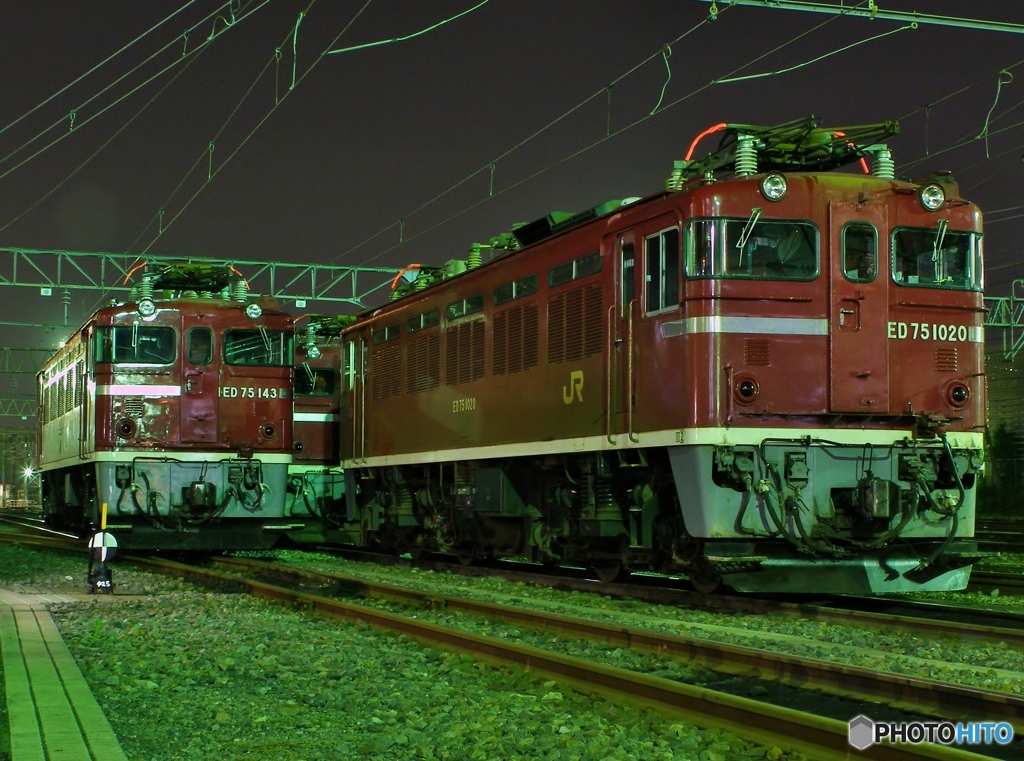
331;0;876;269
134;0;381;254
0;0;272;183
0;0;199;140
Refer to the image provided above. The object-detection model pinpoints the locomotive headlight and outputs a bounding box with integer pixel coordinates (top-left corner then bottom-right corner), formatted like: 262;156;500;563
919;183;945;211
733;376;760;405
947;382;970;407
137;298;156;317
760;172;788;201
245;302;263;320
306;344;321;360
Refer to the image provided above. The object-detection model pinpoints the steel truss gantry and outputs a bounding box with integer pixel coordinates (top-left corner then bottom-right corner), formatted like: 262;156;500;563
0;248;401;307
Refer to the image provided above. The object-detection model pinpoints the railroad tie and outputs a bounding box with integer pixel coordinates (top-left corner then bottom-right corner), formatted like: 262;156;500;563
0;596;128;761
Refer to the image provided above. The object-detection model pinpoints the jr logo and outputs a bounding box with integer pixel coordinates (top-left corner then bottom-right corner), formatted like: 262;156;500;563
562;370;584;404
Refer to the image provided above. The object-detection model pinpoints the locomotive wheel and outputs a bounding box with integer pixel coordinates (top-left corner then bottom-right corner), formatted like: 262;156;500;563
687;557;722;594
592;563;628;584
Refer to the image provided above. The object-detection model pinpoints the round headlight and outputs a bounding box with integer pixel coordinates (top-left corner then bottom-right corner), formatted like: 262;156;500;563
245;302;263;320
306;344;321;360
760;172;788;201
919;183;945;211
947;383;969;407
734;377;759;405
138;298;156;317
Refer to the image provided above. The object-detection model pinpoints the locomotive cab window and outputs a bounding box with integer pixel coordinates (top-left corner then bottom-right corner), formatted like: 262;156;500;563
891;225;982;290
842;223;877;283
295;364;335;396
645;228;680;314
686;218;819;281
187;327;214;365
223;329;293;366
93;325;176;365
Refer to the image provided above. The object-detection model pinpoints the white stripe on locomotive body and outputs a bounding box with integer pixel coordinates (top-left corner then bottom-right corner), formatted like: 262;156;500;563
661;316;829;338
41;451;293;469
342;427;985;469
294;412;340;422
660;317;984;343
96;384;182;396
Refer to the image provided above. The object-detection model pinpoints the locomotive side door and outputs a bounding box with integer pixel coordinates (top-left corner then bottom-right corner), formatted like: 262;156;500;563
180;318;218;443
341;332;368;461
610;231;640;440
828;201;890;413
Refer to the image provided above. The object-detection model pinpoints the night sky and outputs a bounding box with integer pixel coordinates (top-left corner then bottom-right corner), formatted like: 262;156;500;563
1;0;1023;347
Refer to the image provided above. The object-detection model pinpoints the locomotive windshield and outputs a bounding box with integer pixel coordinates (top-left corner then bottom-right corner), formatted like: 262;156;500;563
93;326;176;365
891;226;982;290
295;364;335;396
685;218;818;281
223;329;293;366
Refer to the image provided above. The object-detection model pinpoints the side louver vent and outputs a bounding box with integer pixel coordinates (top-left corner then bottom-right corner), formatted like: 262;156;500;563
548;285;603;364
371;344;402;400
406;333;441;393
493;304;540;376
446;320;485;385
934;347;958;373
744;339;770;366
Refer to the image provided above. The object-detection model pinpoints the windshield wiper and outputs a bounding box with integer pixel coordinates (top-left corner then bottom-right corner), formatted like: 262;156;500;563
932;219;948;261
736;207;763;265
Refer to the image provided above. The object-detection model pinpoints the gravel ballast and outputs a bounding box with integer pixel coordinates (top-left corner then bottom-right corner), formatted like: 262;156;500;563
1;546;806;761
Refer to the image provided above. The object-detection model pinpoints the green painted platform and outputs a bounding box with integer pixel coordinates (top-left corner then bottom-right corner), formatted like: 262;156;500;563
0;592;128;761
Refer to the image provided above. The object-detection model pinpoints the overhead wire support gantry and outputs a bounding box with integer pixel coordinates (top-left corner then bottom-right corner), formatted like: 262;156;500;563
0;248;400;307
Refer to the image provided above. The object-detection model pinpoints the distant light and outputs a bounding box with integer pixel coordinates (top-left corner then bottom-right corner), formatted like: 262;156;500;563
295;299;307;308
58;340;66;348
23;467;34;478
40;287;52;297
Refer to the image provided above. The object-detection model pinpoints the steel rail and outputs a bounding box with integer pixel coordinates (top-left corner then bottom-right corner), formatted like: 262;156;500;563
211;556;1024;733
128;554;988;761
969;571;1024;596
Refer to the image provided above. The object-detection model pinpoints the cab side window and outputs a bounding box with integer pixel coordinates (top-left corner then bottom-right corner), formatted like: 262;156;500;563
188;327;214;365
645;227;680;314
843;224;877;283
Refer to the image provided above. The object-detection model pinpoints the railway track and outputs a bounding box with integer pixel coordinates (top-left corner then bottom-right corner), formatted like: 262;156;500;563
119;553;997;761
975;519;1024;552
213;554;1024;734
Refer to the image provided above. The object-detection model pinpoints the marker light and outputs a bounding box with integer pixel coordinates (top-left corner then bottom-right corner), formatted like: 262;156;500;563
919;183;945;211
138;298;156;317
760;173;788;202
245;302;263;320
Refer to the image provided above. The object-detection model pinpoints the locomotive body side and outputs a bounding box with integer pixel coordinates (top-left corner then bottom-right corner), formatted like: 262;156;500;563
38;295;296;549
286;342;347;533
335;128;984;593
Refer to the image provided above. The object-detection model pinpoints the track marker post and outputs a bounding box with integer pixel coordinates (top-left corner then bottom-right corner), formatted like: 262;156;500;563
87;502;117;594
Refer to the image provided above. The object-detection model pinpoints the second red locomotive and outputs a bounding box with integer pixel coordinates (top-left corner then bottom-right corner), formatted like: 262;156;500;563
38;264;296;549
326;118;985;593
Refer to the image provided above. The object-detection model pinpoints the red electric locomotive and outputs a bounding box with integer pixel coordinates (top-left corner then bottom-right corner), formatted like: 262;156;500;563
37;263;296;549
286;316;352;529
333;117;986;593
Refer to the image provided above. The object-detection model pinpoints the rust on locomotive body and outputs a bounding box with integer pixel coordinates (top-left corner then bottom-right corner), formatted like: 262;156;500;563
37;264;297;550
316;118;987;594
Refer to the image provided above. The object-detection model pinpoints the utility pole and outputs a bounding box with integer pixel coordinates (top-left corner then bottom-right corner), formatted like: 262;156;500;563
692;1;1024;35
